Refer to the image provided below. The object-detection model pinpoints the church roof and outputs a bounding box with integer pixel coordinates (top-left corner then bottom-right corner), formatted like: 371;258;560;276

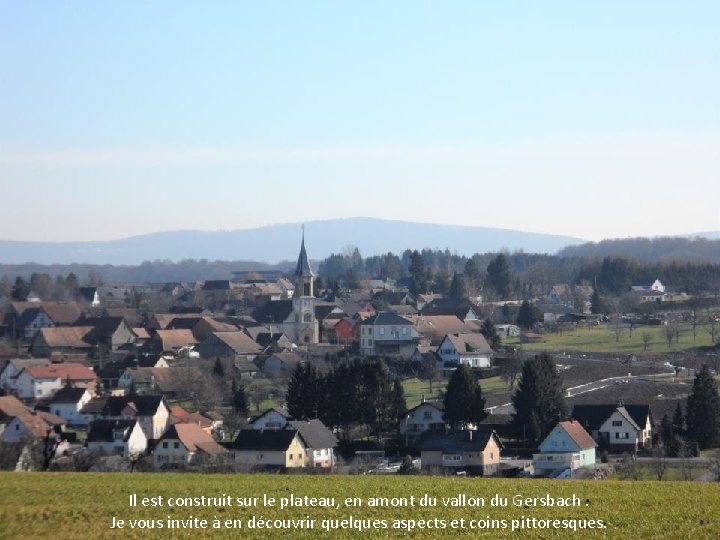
293;235;314;278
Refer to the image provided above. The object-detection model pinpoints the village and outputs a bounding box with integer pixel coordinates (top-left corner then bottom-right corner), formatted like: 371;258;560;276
1;235;719;481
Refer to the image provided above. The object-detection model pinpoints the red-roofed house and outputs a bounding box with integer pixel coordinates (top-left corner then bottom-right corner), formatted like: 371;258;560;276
533;420;597;477
14;363;97;400
153;423;228;469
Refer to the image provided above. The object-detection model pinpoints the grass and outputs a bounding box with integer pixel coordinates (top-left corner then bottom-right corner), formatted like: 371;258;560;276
402;377;508;409
504;322;717;354
1;472;720;539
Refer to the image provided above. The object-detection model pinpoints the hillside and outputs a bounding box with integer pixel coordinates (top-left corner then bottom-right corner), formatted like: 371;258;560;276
559;236;720;263
0;218;583;265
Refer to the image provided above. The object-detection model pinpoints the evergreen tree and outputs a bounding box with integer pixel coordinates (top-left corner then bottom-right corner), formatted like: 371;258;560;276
449;272;467;299
486;254;511;299
212;358;225;378
11;276;30;301
231;379;249;414
286;363;319;420
443;365;487;430
390;377;407;423
686;365;720;449
659;413;673;443
672;402;685;436
590;289;607;314
408;250;427;296
516;300;540;329
464;258;480;295
511;353;567;443
433;271;451;296
479;319;501;349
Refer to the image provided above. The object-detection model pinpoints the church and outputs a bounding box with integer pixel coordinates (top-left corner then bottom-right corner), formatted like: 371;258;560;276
251;234;319;344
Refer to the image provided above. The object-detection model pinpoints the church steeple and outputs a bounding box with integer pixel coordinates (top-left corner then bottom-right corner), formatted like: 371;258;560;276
294;229;314;298
294;229;314;278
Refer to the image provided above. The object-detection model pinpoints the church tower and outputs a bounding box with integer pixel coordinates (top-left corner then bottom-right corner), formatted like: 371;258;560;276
291;231;318;343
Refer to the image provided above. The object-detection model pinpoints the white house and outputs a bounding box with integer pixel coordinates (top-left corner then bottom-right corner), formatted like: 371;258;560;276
436;333;493;371
533;420;597;477
249;408;292;430
1;411;66;443
631;279;665;294
14;363;97;400
399;400;446;447
86;419;147;457
47;387;93;426
572;403;653;453
0;358;51;395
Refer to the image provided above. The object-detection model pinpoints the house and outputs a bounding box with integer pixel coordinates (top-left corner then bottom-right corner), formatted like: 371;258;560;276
81;316;136;351
419;430;502;476
546;284;593;311
436;333;493;371
29;326;96;358
420;298;481;322
332;318;356;346
147;329;198;357
495;324;521;338
170;407;223;435
286;419;338;468
117;367;183;396
14;362;97;400
81;394;171;440
2;301;84;340
47;386;93;426
0;395;34;434
631;279;665;294
571;403;653;453
230;428;307;470
86;419;147;457
533;420;597;477
153;423;227;469
0;358;52;395
359;312;418;357
1;410;66;443
406;314;480;346
263;352;303;378
196;331;261;360
249;408;292;430
399;400;446;447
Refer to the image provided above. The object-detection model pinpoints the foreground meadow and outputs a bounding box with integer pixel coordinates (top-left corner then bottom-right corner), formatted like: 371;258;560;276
1;472;719;539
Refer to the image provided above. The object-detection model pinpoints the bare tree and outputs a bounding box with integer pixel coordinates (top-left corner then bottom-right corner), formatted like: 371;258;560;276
651;446;668;481
707;310;719;345
641;333;653;352
665;324;674;350
619;452;639;480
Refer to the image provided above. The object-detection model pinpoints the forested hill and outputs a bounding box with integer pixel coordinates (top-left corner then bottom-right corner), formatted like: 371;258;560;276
558;236;720;264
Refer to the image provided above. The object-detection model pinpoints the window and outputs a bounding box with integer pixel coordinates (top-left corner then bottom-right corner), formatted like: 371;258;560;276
367;328;373;336
303;312;312;323
379;327;385;336
615;432;629;440
162;442;168;449
174;442;180;449
612;420;622;427
15;424;20;431
402;327;407;336
368;339;373;346
424;411;432;419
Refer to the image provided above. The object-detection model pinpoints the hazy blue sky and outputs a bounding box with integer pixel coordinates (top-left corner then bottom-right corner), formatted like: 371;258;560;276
1;1;718;242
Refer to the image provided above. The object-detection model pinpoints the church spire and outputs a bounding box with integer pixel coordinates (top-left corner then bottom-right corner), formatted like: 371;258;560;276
294;228;314;278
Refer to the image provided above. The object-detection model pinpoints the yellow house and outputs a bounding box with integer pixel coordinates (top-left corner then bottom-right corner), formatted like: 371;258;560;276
231;429;307;470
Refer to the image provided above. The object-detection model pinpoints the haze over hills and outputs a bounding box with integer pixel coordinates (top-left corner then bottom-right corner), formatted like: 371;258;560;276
0;218;584;265
559;236;720;263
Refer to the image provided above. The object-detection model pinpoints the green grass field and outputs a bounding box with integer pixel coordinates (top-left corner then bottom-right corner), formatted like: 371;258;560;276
1;473;719;539
504;323;716;354
402;377;508;409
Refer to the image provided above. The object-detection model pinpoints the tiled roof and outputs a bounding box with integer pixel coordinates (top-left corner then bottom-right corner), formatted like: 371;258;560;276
36;327;95;348
557;420;597;450
24;363;96;381
232;428;301;451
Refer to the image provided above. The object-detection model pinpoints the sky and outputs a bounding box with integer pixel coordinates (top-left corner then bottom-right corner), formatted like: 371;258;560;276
1;1;719;243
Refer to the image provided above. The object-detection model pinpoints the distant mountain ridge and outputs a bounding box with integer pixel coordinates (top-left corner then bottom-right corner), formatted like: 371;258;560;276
0;218;583;265
559;236;720;263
